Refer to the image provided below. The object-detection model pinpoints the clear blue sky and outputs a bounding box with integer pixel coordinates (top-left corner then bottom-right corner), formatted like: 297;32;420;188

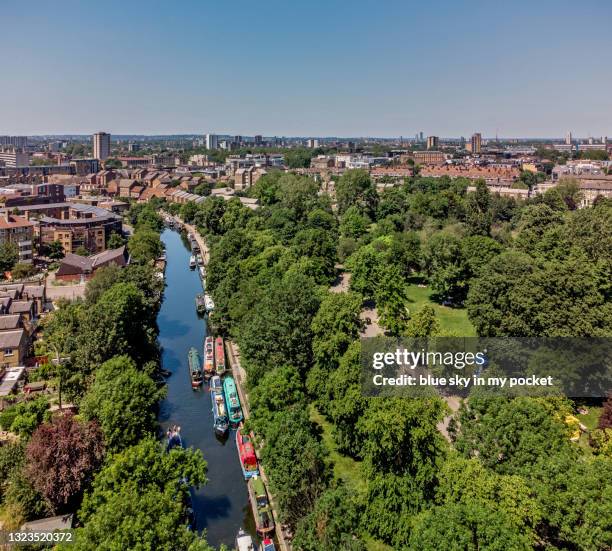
2;0;611;137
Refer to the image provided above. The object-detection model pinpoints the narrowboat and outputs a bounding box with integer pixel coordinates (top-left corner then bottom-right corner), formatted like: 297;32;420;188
166;425;182;451
187;347;203;389
199;266;206;279
204;336;215;379
262;538;276;551
236;427;259;479
223;376;243;425
204;294;214;312
189;255;197;269
248;475;275;537
195;293;206;315
235;528;256;551
196;254;203;265
210;376;229;436
215;337;226;375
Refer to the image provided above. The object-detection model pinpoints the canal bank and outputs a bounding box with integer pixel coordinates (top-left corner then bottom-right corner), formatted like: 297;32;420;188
157;228;255;548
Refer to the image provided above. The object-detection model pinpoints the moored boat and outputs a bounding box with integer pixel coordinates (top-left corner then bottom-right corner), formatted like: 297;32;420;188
248;475;275;537
210;375;229;436
215;337;226;375
204;336;215;379
166;425;182;451
223;376;243;425
235;528;256;551
236;427;259;479
199;266;206;279
189;255;197;269
204;293;214;312
195;293;206;315
187;347;203;389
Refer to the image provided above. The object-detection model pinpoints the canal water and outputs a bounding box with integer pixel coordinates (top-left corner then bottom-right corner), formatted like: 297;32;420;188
157;229;254;548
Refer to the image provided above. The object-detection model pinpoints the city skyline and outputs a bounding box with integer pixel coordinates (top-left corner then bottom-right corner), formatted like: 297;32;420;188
2;0;612;136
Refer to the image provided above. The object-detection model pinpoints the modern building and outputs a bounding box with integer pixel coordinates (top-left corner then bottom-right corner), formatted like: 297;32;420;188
0;136;28;148
234;166;267;190
0;214;34;264
93;132;111;161
254;135;263;146
205;133;219;150
0;149;29;167
4;202;122;255
426;136;439;150
471;133;482;154
307;138;319;148
565;131;573;145
70;158;100;176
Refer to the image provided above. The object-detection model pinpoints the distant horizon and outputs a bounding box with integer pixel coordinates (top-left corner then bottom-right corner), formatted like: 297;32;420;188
4;132;610;142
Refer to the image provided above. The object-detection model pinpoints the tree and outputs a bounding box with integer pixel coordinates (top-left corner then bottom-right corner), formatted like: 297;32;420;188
374;264;410;335
464;180;491;236
453;397;572;475
82;282;158;366
409;501;534;551
128;228;163;264
107;231;126;249
81;356;165;451
293;487;366;551
405;305;440;337
460;235;503;278
346;245;384;299
285;148;315;169
339;206;369;239
238;271;320;379
10;262;36;280
335;169;378;216
0;242;18;273
529;452;612;550
424;231;469;304
260;409;329;529
74;245;89;256
311;291;363;371
84;264;122;304
26;414;104;512
47;240;65;260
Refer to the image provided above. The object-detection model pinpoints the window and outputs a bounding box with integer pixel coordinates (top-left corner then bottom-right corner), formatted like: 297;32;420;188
4;348;14;357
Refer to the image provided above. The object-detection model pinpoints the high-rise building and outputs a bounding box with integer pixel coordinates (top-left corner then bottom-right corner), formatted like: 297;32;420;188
565;131;572;145
307;138;319;148
471;133;482;154
426;136;439;150
419;132;424;142
254;135;263;146
0;136;28;148
93;132;111;160
205;133;219;150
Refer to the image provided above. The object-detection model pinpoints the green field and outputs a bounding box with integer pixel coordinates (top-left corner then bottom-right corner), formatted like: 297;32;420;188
406;283;476;336
309;406;365;493
309;406;393;551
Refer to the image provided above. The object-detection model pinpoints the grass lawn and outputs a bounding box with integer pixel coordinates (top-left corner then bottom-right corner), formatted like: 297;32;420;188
406;283;476;336
577;406;602;431
309;406;392;551
309;405;366;493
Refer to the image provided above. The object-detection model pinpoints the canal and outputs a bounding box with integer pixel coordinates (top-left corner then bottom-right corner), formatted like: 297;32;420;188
157;228;254;548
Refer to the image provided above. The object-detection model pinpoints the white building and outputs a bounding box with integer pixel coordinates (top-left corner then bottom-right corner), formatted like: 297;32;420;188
205;133;219;150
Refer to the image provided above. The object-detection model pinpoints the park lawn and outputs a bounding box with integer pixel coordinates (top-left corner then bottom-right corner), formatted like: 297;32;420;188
309;406;392;551
577;406;602;431
406;283;476;336
309;405;366;493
